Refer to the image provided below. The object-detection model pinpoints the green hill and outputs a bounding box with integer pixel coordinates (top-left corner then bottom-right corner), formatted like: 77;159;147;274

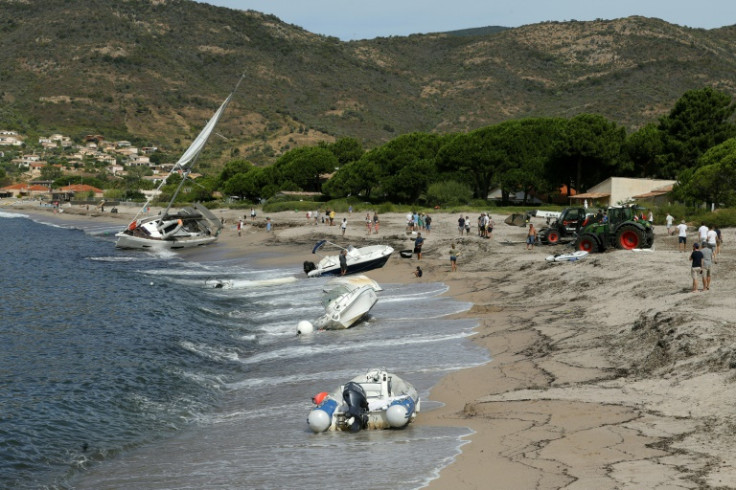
1;0;735;166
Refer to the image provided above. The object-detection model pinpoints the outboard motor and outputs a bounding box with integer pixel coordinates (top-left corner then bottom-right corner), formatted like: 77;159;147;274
342;382;369;432
303;261;317;275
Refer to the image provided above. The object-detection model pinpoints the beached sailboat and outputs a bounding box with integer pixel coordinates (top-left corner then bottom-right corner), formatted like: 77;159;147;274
115;76;243;250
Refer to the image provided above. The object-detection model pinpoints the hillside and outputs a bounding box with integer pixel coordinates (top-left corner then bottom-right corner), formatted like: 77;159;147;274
1;0;736;167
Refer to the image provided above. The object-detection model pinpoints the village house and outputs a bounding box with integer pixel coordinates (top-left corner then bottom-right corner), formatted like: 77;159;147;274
570;177;677;208
58;184;104;199
0;183;51;198
0;130;23;146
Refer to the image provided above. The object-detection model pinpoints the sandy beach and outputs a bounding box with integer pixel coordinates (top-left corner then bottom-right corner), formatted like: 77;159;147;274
6;200;736;489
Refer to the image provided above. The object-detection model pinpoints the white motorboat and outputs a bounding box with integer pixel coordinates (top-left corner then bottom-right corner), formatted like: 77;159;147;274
303;241;393;277
307;368;420;432
296;275;381;333
115;76;243;250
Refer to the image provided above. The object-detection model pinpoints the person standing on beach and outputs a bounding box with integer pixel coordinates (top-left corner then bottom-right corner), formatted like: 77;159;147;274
689;243;705;292
266;217;272;232
677;220;688;252
341;218;347;237
526;224;537;250
666;213;674;235
329;209;335;226
414;232;424;260
701;242;713;290
250;207;256;222
424;214;431;234
372;212;380;234
237;219;242;237
458;215;465;235
449;243;459;272
365;213;372;234
339;250;348;276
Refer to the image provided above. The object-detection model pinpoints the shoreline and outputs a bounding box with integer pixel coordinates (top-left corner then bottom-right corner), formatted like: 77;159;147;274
5;200;736;488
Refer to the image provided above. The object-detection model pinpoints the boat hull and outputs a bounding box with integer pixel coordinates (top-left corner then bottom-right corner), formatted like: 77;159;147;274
315;285;378;329
115;232;218;250
306;245;393;277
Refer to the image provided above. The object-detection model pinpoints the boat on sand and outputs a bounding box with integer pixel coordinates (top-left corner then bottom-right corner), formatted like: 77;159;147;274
303;240;393;277
307;368;420;432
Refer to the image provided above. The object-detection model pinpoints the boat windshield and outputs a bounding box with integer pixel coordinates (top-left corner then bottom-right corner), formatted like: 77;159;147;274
321;285;352;308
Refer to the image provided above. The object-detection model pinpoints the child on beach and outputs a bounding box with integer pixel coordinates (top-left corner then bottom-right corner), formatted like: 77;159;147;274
450;243;459;272
341;218;347;237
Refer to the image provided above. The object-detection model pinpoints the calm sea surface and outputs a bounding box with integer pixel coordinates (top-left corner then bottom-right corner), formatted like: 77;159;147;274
0;210;488;489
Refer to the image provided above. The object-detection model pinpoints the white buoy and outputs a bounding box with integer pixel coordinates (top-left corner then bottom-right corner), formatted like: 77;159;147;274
297;320;314;335
307;408;331;432
386;404;409;428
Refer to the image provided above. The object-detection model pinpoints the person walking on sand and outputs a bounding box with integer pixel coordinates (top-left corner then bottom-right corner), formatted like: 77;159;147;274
341;218;347;237
237;219;243;237
701;242;714;291
414;232;425;260
666;213;674;235
373;212;380;234
449;243;459;272
677;220;688;252
526;224;537;250
458;215;465;236
424;214;431;234
698;222;708;244
689;243;705;292
365;213;372;234
250;207;256;222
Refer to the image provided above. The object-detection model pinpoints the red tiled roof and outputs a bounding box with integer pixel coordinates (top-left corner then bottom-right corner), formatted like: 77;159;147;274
58;184;103;193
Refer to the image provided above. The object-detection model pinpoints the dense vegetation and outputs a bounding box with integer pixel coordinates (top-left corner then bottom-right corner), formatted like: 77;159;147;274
219;87;736;209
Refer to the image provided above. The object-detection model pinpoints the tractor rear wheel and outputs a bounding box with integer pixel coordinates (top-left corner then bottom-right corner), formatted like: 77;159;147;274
616;225;643;250
576;233;600;253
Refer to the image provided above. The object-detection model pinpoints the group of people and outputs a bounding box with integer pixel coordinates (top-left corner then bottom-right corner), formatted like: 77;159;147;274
685;221;723;292
406;212;432;233
364;212;380;234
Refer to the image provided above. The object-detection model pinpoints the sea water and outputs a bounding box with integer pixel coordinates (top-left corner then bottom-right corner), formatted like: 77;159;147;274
0;211;489;489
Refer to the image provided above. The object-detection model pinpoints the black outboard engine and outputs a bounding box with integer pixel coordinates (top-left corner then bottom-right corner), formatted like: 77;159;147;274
342;382;369;432
303;261;317;275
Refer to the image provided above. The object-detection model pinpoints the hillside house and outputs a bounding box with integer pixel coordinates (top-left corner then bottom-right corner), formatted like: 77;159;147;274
0;131;23;146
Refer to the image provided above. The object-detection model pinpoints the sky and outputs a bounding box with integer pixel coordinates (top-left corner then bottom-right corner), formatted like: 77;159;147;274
197;1;734;40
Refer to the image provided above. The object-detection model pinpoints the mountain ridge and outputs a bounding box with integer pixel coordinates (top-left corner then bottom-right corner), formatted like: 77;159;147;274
1;0;735;166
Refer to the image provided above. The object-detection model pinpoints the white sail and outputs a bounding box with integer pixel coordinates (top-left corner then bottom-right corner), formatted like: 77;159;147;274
120;74;244;233
173;90;236;171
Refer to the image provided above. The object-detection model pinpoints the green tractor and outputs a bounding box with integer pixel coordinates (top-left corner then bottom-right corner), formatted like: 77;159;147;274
574;206;654;253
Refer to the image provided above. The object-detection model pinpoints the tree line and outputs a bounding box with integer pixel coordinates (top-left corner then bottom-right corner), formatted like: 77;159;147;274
218;87;736;207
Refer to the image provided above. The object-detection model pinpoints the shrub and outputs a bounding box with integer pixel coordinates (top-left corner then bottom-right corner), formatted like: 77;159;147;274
425;181;473;207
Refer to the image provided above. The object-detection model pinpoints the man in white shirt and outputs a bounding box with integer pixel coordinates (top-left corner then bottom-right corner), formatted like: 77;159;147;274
666;213;674;235
677;220;688;252
698;223;709;244
707;225;718;262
